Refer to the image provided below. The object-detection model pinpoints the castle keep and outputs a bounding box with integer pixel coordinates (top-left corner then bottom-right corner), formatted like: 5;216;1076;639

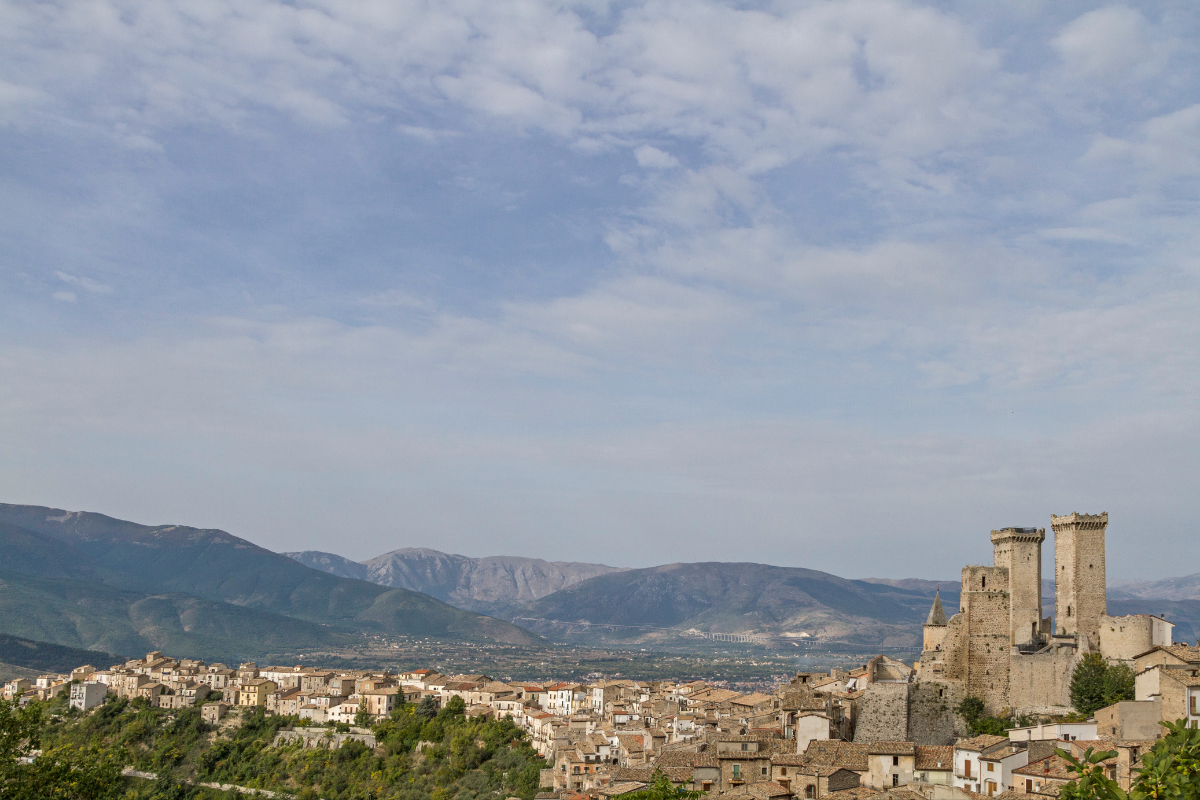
916;512;1170;718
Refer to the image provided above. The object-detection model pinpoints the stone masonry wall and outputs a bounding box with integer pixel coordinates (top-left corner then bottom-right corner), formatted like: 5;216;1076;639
1099;614;1157;664
961;566;1012;714
907;680;967;746
1008;648;1079;714
853;683;909;743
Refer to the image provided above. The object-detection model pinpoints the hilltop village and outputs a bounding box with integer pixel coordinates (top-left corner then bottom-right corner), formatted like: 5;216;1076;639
6;512;1199;799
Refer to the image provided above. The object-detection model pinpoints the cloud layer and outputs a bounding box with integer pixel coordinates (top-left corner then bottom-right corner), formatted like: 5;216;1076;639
1;1;1198;577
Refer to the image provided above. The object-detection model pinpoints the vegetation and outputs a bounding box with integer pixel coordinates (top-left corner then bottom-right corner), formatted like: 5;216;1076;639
22;690;545;800
0;697;125;799
954;696;1031;736
1059;719;1200;799
621;771;703;800
1070;654;1135;717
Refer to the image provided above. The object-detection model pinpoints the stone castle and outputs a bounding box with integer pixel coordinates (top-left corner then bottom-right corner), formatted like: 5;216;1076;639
856;512;1174;744
919;512;1172;715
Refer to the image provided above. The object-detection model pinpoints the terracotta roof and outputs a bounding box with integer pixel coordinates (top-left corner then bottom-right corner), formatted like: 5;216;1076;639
802;741;869;772
742;782;793;799
693;754;718;768
613;767;655;782
914;745;953;771
954;734;1009;752
866;741;915;756
1013;755;1079;781
770;754;810;766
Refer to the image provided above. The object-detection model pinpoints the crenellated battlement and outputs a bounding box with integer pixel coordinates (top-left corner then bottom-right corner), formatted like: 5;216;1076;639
1050;512;1108;531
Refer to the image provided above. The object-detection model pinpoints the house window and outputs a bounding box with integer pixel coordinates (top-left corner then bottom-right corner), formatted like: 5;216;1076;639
987;762;994;772
702;783;712;792
733;765;741;780
762;767;768;777
965;761;972;778
805;787;815;799
892;775;899;787
781;768;787;776
982;576;986;589
742;743;749;751
893;756;899;766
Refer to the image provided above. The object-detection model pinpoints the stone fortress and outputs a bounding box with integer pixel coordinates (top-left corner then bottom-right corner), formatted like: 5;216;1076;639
856;512;1174;745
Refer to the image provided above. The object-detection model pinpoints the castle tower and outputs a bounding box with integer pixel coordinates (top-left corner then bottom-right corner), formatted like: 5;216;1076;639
991;526;1046;647
923;590;948;651
1052;512;1108;647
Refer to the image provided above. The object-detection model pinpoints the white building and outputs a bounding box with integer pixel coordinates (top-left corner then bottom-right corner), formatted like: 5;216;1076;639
68;682;108;711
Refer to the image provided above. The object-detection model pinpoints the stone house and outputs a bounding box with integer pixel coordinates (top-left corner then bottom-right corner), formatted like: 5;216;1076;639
863;742;915;790
911;745;952;786
201;702;230;724
361;687;402;719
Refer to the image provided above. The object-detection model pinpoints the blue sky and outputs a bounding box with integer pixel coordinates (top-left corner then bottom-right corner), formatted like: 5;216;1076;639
2;1;1198;579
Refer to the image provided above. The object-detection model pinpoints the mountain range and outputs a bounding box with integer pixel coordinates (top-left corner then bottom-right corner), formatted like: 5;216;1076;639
0;504;542;662
292;549;1200;649
286;548;624;616
3;501;1196;663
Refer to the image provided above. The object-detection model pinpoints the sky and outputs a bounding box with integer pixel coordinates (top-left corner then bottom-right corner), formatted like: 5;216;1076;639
2;1;1198;580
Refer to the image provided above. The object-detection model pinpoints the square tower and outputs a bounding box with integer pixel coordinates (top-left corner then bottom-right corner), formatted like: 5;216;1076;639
1052;512;1108;647
991;526;1046;647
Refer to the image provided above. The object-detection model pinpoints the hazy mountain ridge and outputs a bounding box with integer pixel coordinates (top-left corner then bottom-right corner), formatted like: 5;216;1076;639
287;547;625;615
0;504;542;654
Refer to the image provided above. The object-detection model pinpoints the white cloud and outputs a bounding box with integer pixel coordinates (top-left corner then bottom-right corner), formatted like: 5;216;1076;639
634;145;678;169
1054;7;1150;78
51;291;77;303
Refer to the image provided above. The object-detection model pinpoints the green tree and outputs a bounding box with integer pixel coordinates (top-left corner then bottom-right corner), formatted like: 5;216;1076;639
0;698;125;800
621;771;703;800
1058;719;1200;799
1071;654;1112;717
1102;663;1135;707
416;696;439;720
354;704;374;729
1070;655;1135;717
955;697;985;728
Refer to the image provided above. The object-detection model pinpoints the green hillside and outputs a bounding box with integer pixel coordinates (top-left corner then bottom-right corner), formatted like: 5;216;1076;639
0;634;124;673
0;504;542;647
0;569;349;663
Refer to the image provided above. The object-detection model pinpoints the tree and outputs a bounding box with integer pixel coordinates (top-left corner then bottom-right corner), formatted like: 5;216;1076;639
1058;719;1200;799
1071;655;1135;717
354;704;374;729
0;699;124;800
1071;655;1112;717
416;697;439;721
1102;663;1135;707
620;771;703;800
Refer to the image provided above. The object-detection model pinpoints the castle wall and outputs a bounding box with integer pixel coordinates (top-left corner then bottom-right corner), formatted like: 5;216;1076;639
1100;614;1173;664
907;680;967;746
852;683;909;743
923;625;947;652
1009;647;1079;714
961;565;1012;713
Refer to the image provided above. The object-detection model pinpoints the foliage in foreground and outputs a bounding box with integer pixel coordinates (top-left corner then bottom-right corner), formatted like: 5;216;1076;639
30;691;545;800
1059;719;1200;800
